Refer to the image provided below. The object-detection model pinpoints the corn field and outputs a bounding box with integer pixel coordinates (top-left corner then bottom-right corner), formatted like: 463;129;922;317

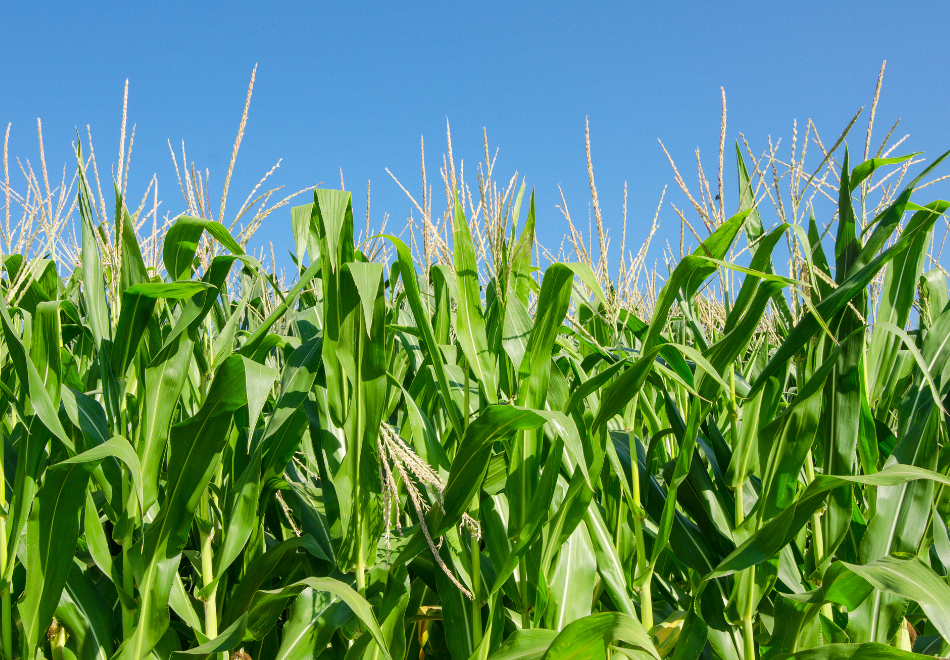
3;69;950;660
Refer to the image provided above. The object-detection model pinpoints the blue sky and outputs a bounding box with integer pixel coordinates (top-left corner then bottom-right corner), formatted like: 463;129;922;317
4;1;950;276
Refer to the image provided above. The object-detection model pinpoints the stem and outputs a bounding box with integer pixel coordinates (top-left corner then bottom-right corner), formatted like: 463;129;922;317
723;267;732;317
355;541;367;653
0;424;9;660
200;490;218;644
516;402;536;630
50;620;66;660
804;450;832;621
519;558;531;629
355;550;366;599
471;529;482;646
121;469;134;638
732;369;755;660
742;606;756;660
117;378;138;640
730;369;743;528
465;373;483;646
630;401;653;632
1;591;9;660
804;450;824;565
736;493;756;660
735;488;745;530
861;358;878;519
738;504;756;660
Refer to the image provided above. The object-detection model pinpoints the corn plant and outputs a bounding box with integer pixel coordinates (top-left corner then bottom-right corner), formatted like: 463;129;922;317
3;70;950;660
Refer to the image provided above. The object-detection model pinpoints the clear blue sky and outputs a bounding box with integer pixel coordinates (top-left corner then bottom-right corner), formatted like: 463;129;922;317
5;1;950;276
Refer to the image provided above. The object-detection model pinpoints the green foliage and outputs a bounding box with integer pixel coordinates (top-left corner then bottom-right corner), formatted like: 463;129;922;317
2;117;950;660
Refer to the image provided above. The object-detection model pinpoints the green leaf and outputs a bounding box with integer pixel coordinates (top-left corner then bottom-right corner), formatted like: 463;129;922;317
772;643;931;660
753;152;950;393
116;187;150;293
705;465;950;582
258;337;322;482
540;612;658;660
111;282;214;377
122;356;251;660
173;615;248;656
140;257;236;511
844;555;950;644
454;197;498;404
517;263;574;409
441;406;577;538
385;234;465;439
55;561;115;660
488;630;558;660
0;297;74;452
510;190;537;306
162;215;249;281
210;578;392;658
347;261;384;337
221;536;328;629
76;141;110;348
866;203;947;404
583;503;637;618
545;521;596;631
273;589;351;660
31;300;63;409
488;438;565;597
437;545;475;660
21;437;141;660
195;448;262;600
851;310;950;642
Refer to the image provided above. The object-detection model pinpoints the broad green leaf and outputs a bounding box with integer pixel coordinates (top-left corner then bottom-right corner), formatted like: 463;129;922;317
772;643;931;660
273;589;351;660
162;215;256;281
111;281;214;376
122;357;251;660
454;197;498;404
488;630;558;660
195;448;262;600
55;561;115;660
489;438;565;597
221;535;329;628
584;503;637;618
76;140;109;348
867;203;947;404
0;297;74;452
31;300;62;409
545;521;596;631
116;187;150;292
843;556;950;644
540;612;658;660
385;234;464;439
22;437;141;660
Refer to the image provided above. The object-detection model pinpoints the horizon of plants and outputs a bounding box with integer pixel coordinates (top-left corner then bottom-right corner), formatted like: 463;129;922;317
1;66;950;660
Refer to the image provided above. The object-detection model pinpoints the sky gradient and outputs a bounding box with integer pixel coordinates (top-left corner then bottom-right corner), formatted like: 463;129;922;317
4;1;950;275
